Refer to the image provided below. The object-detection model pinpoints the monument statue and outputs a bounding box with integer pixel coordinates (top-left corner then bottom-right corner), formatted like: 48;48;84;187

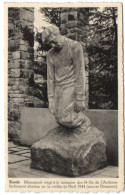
31;26;107;177
43;26;91;131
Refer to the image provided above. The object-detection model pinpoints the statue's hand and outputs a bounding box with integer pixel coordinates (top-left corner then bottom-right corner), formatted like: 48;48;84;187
74;100;86;112
49;101;55;115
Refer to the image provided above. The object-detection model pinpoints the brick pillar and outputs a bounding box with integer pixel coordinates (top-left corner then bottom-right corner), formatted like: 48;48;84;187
60;8;89;107
8;8;34;142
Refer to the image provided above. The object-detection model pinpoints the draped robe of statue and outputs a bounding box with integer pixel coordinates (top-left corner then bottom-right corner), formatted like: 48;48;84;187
47;37;91;130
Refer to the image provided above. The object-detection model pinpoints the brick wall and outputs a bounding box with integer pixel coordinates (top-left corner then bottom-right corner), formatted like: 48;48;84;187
8;8;35;142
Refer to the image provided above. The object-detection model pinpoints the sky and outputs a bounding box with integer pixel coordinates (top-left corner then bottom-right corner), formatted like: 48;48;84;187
34;8;54;50
34;7;53;32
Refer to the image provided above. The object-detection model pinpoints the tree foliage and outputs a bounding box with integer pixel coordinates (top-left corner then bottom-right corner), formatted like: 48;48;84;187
87;7;118;109
39;8;61;27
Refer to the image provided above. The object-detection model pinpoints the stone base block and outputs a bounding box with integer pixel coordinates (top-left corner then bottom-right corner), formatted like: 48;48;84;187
31;125;107;177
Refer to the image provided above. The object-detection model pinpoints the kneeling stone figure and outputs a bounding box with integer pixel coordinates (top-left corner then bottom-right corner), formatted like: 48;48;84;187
31;26;107;177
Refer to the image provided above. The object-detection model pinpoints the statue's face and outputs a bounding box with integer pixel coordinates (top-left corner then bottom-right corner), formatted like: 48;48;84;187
49;36;62;51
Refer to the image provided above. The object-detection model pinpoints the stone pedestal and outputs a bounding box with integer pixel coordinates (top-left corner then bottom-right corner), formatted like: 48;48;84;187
31;125;107;177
